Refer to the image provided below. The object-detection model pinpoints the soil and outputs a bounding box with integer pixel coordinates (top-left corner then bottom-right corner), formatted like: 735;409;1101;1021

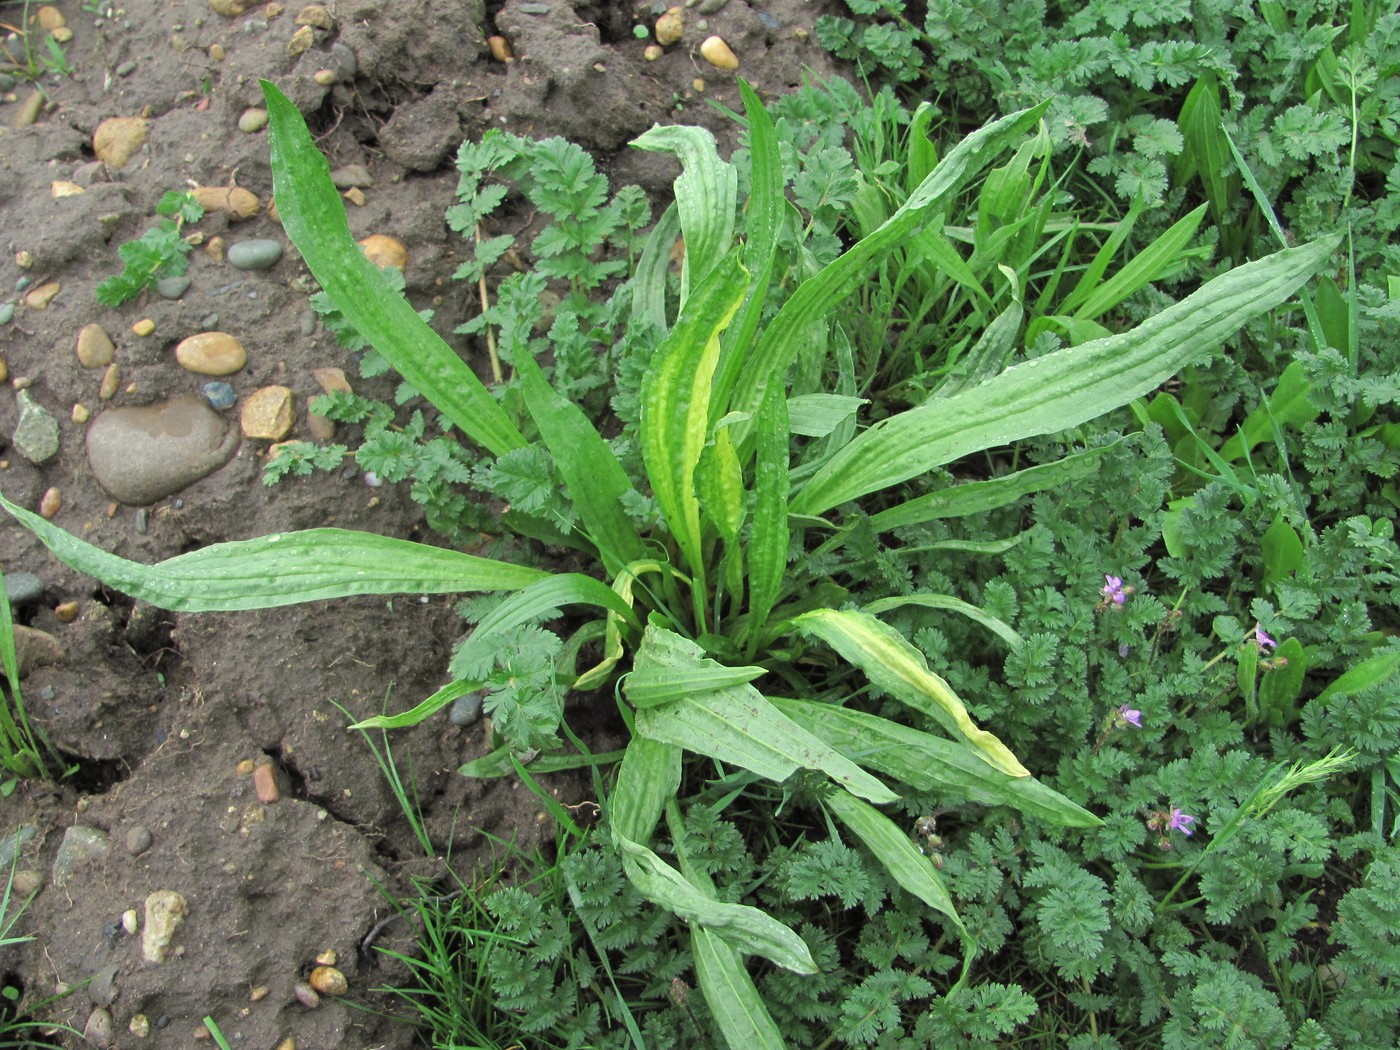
0;1;840;1047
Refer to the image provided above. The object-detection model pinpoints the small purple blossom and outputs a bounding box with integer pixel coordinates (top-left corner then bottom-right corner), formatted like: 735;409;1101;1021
1167;808;1195;835
1116;704;1143;729
1253;623;1277;651
1101;575;1129;606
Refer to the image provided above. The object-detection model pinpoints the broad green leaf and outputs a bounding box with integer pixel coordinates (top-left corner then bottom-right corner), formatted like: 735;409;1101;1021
693;927;788;1050
787;394;870;438
1219;360;1319;462
629;627;897;804
1;493;547;611
825;790;970;946
633;202;681;336
1258;637;1306;727
697;426;744;545
609;735;682;845
631;125;737;302
770;697;1099;827
1317;649;1400;703
936;296;1022;398
746;385;790;643
612;830;818;973
513;349;646;575
450;573;639;681
1238;637;1260;721
1261;516;1305;586
261;82;525;457
870;443;1117;530
626;662;768;708
639;253;748;578
792;234;1341;515
794;609;1029;777
729;103;1051;446
1176;73;1237;224
864;594;1022;650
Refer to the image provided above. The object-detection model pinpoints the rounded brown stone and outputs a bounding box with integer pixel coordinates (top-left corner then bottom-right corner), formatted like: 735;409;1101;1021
176;332;247;376
93;116;149;168
191;186;261;221
76;323;116;369
358;234;408;270
39;487;62;519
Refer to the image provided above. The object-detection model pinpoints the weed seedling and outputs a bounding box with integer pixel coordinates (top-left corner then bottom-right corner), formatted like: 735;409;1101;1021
95;191;205;307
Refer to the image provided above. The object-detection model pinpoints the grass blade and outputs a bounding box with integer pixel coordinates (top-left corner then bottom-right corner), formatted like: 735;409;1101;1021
261;81;525;457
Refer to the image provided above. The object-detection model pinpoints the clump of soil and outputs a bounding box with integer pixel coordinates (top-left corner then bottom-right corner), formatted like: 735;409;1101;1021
0;0;837;1045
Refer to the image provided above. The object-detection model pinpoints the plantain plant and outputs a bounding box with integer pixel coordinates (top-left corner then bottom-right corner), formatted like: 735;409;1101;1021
0;79;1340;1046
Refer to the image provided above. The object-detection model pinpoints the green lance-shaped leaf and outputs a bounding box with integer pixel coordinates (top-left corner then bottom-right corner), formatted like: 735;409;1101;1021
513;348;646;575
261;82;525;457
639;252;749;578
0;492;547;611
870;443;1118;531
693;927;789;1050
627;626;897;804
631;124;737;301
609;735;682;846
746;385;790;643
771;697;1099;827
794;608;1029;777
825;789;971;949
864;594;1023;650
792;234;1341;516
728;102;1051;447
612;829;818;973
697;424;745;546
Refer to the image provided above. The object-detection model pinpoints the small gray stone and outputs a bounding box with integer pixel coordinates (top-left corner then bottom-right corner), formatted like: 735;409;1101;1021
0;824;37;867
53;826;111;888
330;164;373;189
4;572;44;608
125;825;154;856
298;309;318;335
518;2;551;11
156;275;191;299
226;239;283;270
200;382;237;411
448;692;485;726
697;0;729;12
82;1007;113;1048
87;965;118;1006
0;302;13;325
331;41;357;77
13;391;61;464
85;396;242;505
0;72;16;92
115;60;137;77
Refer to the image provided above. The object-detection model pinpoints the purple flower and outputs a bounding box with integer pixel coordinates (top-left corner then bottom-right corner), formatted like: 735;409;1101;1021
1167;808;1195;835
1101;575;1129;606
1253;623;1277;651
1116;704;1143;729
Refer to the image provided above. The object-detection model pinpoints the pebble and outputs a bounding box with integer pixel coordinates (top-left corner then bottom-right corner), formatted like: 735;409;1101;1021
209;43;226;60
36;3;65;28
487;35;513;62
76;323;116;368
238;107;269;133
52;826;111;888
698;0;729;11
205;236;226;262
142;890;187;963
115;60;137;77
644;44;663;60
332;41;357;77
700;35;738;69
0;303;13;324
176;331;247;375
305;401;335;442
274;1038;295;1050
227;239;283;270
121;909;139;935
287;24;314;55
518;2;551;11
241;385;294;440
252;762;281;803
313;68;337;86
342;186;366;206
192;186;261;221
309;966;347;996
54;600;79;622
0;825;36;866
0;355;7;382
83;1008;113;1048
208;0;248;15
358;234;408;270
25;281;61;309
12;625;63;675
0;72;14;92
312;366;351;394
755;7;779;30
13;391;61;464
88;965;118;1006
129;1014;151;1038
72;403;90;424
449;692;485;725
201;381;237;410
126;825;154;855
39;487;62;519
51;180;85;198
156;276;192;300
316;949;338;966
12;90;44;128
93;116;149;168
99;363;122;400
299;309;318;335
250;985;270;1002
330;164;373;189
296;3;334;29
293;982;321;1009
655;6;684;44
12;869;44;897
4;573;45;608
132;318;155;337
85;396;241;505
